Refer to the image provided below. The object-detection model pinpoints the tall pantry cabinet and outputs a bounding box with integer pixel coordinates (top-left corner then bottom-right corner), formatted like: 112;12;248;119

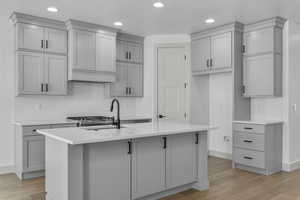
11;12;68;96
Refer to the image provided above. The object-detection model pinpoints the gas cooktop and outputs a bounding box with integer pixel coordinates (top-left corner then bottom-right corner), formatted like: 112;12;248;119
67;116;114;127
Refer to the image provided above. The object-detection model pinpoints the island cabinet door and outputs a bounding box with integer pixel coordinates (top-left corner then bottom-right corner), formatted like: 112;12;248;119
166;133;198;189
84;140;131;200
132;137;166;199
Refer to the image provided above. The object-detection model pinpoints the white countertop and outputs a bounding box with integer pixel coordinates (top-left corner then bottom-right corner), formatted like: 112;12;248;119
37;121;212;145
14;119;78;126
13;116;152;126
233;120;283;125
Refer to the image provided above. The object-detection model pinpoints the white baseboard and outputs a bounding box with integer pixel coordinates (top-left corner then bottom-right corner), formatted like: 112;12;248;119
0;165;15;175
282;160;300;172
209;150;232;160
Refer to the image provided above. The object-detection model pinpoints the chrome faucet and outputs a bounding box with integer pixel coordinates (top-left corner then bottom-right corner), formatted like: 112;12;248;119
110;98;121;129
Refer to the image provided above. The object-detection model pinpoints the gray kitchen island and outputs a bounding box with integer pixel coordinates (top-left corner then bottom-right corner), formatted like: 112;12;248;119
37;121;211;200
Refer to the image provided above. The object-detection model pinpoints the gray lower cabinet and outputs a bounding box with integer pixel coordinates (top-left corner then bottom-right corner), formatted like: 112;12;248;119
15;123;77;180
23;135;45;172
132;137;166;199
85;141;131;200
232;121;283;175
132;133;198;199
166;133;198;188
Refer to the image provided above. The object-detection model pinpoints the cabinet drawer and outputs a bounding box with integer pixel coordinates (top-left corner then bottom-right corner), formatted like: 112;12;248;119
234;132;265;151
233;123;265;134
23;125;51;136
234;148;265;169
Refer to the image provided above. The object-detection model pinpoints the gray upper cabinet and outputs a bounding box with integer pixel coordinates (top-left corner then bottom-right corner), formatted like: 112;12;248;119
11;12;68;96
44;54;68;95
96;33;116;72
242;17;286;97
111;62;143;97
71;29;96;71
117;39;143;64
44;28;68;55
66;19;118;82
211;32;232;70
132;137;166;199
16;22;67;55
17;51;44;95
191;30;233;75
111;33;144;97
17;23;45;52
191;36;210;72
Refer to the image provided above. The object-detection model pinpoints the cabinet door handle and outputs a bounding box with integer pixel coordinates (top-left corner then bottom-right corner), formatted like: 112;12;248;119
206;59;209;68
243;156;253;160
243;140;253;143
210;59;213;67
244;127;253;130
46;40;49;49
163;137;167;149
128;141;132;154
45;84;49;92
41;40;44;49
129;87;132;95
41;84;44;92
242;45;246;53
195;133;199;144
129;52;131;60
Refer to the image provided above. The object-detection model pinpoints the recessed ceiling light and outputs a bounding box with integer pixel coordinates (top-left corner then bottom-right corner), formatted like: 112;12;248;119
114;21;123;26
47;7;58;13
205;18;215;24
153;2;164;8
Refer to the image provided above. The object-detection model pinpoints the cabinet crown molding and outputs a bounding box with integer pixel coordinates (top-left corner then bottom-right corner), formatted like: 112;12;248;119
117;32;144;44
66;19;119;35
10;12;66;30
244;16;287;32
191;21;244;40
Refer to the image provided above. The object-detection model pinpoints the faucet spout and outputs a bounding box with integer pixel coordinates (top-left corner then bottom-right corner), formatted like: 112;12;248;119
110;98;121;129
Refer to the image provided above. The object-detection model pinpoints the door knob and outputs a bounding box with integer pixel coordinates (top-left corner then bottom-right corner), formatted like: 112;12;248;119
158;114;166;119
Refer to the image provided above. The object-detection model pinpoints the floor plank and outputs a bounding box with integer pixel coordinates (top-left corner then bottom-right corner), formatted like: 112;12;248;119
1;157;300;200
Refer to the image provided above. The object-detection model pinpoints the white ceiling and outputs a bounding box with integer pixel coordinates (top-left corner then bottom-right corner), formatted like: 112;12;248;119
6;0;300;36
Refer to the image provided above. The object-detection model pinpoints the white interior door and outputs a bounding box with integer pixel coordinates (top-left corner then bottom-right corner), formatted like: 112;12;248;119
157;46;188;121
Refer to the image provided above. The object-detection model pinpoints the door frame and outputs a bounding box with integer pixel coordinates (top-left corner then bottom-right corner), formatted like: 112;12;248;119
154;43;191;121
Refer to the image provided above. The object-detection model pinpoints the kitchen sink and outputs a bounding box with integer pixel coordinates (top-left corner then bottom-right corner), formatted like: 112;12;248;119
83;125;126;131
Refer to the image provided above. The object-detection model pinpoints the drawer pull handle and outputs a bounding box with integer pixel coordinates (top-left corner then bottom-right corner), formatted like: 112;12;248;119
243;140;253;143
32;129;37;132
244;127;253;130
243;156;253;160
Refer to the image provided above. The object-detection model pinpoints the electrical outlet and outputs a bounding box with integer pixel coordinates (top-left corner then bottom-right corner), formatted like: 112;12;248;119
224;136;231;143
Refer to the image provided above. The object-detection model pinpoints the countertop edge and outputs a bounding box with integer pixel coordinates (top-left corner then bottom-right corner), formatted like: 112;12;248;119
233;120;284;125
37;127;210;145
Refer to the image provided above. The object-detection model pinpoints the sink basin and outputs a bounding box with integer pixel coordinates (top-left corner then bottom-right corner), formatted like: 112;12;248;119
83;125;126;131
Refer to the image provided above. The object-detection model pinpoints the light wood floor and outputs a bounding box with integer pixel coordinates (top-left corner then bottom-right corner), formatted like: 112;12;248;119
2;157;300;200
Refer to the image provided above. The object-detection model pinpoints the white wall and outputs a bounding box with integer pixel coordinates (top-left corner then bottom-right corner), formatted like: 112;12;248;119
288;19;300;165
208;73;233;156
0;2;17;172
